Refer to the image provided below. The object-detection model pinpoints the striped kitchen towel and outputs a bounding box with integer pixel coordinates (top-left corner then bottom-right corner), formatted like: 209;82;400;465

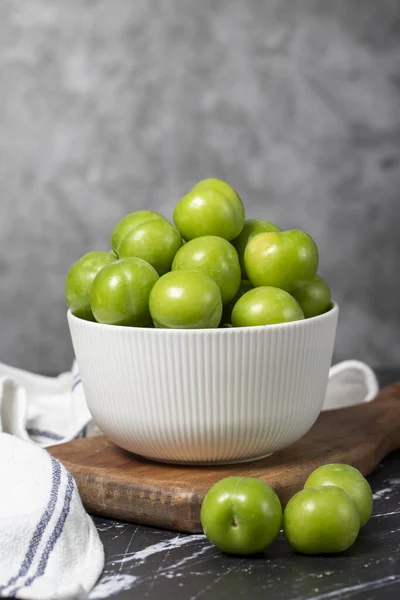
0;361;95;448
0;362;104;597
0;433;104;599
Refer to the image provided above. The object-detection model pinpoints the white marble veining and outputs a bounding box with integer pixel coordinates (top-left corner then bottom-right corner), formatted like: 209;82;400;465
90;467;400;599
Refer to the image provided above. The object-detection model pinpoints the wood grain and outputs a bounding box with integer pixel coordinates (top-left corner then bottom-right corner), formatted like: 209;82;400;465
49;382;400;533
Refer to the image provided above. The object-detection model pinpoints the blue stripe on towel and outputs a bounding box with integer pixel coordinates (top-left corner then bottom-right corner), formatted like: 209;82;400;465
27;429;65;442
71;377;81;392
12;473;75;594
0;457;61;593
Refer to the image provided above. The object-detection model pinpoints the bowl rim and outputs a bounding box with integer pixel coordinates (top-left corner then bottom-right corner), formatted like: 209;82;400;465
67;301;338;334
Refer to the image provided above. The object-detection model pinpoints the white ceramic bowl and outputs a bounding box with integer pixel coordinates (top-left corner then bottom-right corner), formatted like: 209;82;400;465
68;303;338;464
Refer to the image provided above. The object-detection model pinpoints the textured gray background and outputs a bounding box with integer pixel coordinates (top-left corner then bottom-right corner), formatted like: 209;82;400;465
0;0;399;373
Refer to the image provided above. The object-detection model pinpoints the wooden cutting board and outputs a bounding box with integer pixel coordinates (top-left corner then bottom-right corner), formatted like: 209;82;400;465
49;383;400;533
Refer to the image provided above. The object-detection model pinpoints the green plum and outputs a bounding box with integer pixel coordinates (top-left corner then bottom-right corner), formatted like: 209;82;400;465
232;218;281;278
231;286;304;327
149;270;222;329
173;178;245;241
304;464;373;526
91;257;159;326
291;275;332;319
283;486;360;554
200;476;282;555
116;218;183;276
65;251;116;321
221;279;253;325
244;230;319;291
111;210;166;255
172;236;241;304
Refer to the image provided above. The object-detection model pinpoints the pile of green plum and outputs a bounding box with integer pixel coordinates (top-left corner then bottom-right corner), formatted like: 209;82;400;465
200;463;373;556
65;178;332;328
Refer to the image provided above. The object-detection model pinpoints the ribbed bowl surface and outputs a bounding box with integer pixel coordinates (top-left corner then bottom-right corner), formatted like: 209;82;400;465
68;304;338;464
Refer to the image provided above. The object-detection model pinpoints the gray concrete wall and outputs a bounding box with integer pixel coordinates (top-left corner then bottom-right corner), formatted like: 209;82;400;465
0;0;399;373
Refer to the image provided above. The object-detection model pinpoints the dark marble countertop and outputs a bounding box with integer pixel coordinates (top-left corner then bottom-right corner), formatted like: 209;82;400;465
89;369;400;600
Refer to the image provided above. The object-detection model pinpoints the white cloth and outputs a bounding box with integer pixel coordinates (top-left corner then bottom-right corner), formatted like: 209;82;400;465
0;358;379;599
0;434;104;599
323;360;379;410
0;361;92;448
0;362;102;600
